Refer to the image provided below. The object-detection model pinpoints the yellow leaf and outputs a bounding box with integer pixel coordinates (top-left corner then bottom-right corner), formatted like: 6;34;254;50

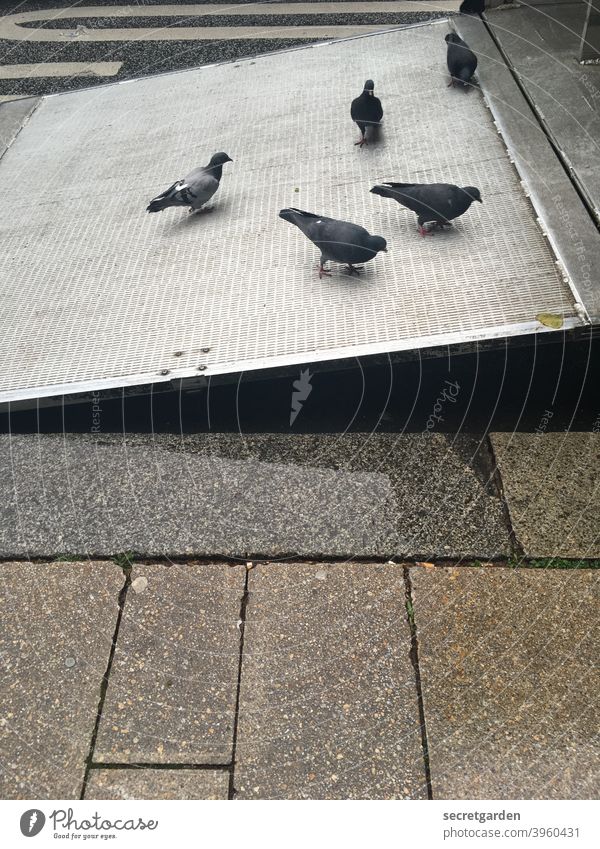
536;312;563;329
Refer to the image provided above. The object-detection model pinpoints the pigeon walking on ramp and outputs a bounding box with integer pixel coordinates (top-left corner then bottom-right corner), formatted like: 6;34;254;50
279;208;387;278
350;80;383;147
146;152;233;213
370;182;482;236
445;33;478;88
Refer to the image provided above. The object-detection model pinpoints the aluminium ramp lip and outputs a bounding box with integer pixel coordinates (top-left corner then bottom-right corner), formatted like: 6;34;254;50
0;20;583;408
0;317;584;406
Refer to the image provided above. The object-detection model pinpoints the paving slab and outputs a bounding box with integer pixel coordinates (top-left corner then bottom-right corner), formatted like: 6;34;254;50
235;562;427;799
0;561;123;799
490;432;600;557
94;563;245;765
0;432;511;559
84;768;229;800
0;95;39;157
411;566;600;799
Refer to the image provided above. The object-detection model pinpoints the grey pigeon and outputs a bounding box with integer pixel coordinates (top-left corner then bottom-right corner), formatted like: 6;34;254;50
370;182;482;236
350;80;383;147
445;33;478;88
146;152;232;213
279;208;387;277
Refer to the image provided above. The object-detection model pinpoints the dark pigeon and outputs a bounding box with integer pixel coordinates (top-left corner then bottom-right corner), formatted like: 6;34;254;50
146;152;232;213
370;182;482;236
459;0;484;14
445;33;478;88
350;79;383;147
279;208;387;277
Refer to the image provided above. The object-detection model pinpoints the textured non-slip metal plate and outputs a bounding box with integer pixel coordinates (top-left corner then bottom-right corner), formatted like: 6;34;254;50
0;21;581;404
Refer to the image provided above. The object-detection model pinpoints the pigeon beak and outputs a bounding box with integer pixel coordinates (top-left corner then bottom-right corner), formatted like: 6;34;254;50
477;197;482;203
226;156;233;162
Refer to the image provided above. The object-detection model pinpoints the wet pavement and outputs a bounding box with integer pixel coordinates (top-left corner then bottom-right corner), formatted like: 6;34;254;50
0;432;511;559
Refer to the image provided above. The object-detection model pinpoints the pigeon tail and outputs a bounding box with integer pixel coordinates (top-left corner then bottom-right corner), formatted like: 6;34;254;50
146;197;169;213
279;208;321;225
370;183;415;199
456;66;474;86
146;180;183;213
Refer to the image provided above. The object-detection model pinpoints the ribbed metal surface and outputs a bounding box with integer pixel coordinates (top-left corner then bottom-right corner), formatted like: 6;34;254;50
0;22;578;402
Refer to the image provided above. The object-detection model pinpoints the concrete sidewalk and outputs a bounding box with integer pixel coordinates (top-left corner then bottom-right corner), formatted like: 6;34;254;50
0;432;598;800
1;561;597;800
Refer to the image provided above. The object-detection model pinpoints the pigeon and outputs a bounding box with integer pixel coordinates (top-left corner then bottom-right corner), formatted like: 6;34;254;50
445;33;478;88
279;208;387;278
350;80;383;147
370;182;482;236
146;152;232;213
459;0;484;14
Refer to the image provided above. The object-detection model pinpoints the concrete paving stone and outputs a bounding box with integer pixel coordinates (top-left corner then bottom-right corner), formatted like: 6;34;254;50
94;563;245;764
0;561;123;799
490;432;600;557
0;433;511;558
411;566;600;799
84;768;229;800
0;95;39;156
235;562;427;799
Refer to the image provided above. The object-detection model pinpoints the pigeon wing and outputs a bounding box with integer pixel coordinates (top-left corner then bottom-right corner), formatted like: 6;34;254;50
183;168;221;208
307;218;374;264
351;93;383;126
370;95;383;124
448;41;477;80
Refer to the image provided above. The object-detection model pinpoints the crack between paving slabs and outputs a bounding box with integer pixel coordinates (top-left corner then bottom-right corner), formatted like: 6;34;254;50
403;566;433;800
79;568;131;800
229;566;250;800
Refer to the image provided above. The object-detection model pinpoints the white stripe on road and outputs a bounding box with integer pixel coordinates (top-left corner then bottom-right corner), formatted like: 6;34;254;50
0;3;460;42
0;62;123;79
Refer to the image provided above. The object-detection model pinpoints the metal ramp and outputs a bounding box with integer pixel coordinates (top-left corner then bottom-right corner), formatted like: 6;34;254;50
0;19;594;408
